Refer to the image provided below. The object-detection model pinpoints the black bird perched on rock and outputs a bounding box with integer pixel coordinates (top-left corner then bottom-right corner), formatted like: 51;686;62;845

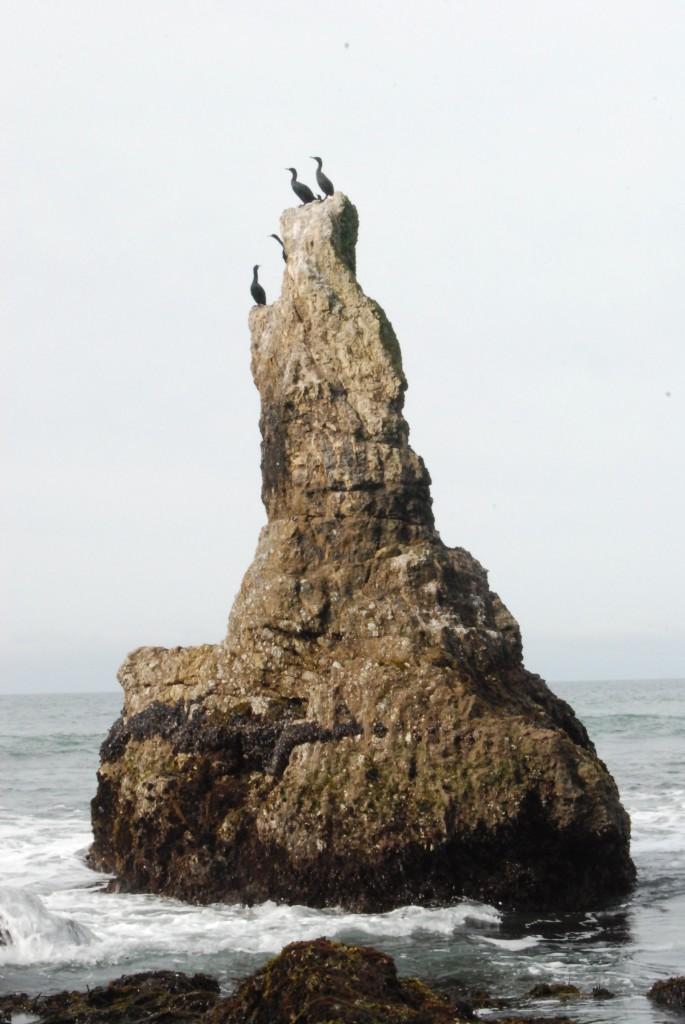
310;156;334;197
250;265;266;306
270;234;287;262
286;167;316;205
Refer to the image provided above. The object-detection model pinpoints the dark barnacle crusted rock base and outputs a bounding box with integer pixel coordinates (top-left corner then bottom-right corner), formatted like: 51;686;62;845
89;192;634;911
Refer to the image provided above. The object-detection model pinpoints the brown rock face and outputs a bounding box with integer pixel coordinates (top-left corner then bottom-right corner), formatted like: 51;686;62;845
90;193;634;910
647;976;685;1012
206;938;464;1024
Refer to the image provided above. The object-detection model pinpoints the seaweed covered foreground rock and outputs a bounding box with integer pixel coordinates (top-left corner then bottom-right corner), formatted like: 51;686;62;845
0;942;577;1024
208;938;462;1024
0;971;221;1024
90;192;634;910
647;976;685;1012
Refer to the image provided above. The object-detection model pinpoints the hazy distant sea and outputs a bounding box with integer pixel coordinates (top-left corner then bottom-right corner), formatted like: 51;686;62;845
0;680;683;1022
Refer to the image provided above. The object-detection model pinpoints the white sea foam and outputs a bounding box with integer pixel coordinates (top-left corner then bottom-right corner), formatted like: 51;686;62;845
478;935;542;950
30;889;501;968
0;813;97;893
0;886;94;964
628;788;685;855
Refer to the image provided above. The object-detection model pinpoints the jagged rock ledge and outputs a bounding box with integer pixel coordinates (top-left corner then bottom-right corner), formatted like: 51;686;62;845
89;192;634;911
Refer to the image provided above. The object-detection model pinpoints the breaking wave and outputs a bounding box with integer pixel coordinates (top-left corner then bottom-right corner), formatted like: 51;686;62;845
0;886;94;964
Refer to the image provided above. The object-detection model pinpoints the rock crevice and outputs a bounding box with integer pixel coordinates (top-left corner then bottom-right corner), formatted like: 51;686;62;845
90;193;634;910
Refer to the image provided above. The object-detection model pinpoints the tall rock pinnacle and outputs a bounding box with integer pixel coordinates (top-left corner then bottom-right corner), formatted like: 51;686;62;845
90;194;635;910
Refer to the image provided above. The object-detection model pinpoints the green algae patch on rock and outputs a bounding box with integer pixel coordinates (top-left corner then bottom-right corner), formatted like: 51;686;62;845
206;938;464;1024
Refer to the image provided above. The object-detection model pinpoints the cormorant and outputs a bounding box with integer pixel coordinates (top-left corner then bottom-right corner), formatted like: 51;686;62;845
270;234;287;262
286;168;316;205
310;156;334;197
250;265;266;306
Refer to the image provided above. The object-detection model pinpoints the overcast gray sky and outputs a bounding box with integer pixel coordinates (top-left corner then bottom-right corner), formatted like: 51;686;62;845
2;0;684;693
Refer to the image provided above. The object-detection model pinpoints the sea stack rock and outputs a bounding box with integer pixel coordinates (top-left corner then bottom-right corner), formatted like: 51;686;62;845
90;193;634;910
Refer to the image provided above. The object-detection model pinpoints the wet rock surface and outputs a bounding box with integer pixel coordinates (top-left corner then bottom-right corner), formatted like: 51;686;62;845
0;971;220;1024
648;975;685;1012
90;191;634;911
526;982;580;1001
207;938;463;1023
0;942;577;1024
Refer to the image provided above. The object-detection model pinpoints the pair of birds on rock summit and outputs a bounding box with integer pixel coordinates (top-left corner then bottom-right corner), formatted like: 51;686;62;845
287;156;335;205
250;157;335;307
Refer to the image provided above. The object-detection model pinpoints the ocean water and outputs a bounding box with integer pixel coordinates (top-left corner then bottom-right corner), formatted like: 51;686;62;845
0;680;683;1022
